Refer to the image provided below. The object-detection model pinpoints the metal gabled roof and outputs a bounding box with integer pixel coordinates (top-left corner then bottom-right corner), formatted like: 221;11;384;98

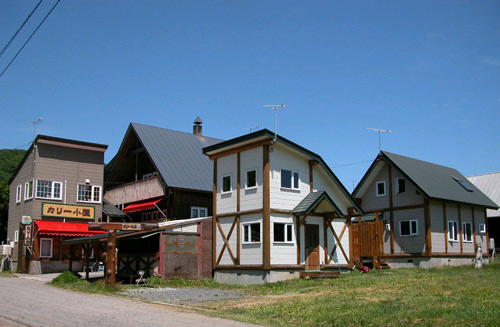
468;172;500;217
292;191;344;216
131;122;224;192
354;151;498;209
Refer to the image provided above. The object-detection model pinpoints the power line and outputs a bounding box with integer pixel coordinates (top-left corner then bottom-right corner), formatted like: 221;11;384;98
0;0;43;59
0;0;61;79
332;159;373;168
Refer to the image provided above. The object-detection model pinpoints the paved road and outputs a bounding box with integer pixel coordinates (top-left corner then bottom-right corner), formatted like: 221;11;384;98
0;277;260;327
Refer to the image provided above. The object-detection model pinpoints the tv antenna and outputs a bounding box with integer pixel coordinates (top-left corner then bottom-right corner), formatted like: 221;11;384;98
366;127;391;151
244;126;259;133
29;118;43;141
263;104;286;142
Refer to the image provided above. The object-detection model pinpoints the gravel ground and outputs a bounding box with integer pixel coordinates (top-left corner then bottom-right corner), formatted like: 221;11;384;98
121;287;243;305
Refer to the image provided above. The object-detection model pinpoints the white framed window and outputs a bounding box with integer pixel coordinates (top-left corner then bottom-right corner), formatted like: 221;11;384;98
40;238;53;258
222;175;232;194
245;170;257;189
479;224;486;233
16;184;22;203
191;206;208;218
36;180;62;200
77;184;101;203
281;169;300;190
14;230;19;243
82;247;94;259
24;180;34;200
273;222;293;243
462;222;473;242
400;219;418;236
396;178;406;194
448;221;459;242
243;222;261;244
376;181;386;196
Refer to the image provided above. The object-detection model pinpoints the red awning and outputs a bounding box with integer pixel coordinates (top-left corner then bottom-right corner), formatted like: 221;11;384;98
35;221;105;237
123;199;161;213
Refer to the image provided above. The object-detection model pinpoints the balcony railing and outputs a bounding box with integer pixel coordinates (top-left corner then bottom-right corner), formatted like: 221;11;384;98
104;176;165;205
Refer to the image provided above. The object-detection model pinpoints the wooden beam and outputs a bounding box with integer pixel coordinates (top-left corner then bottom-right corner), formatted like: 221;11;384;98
424;199;432;256
471;206;476;253
329;222;349;263
88;222;158;231
263;144;271;270
237;152;241;212
216;219;237;265
443;203;448;254
237;215;241;265
296;217;301;265
212;158;217;270
216;209;264;219
458;204;463;254
363;204;426;213
105;230;116;287
309;160;318;193
388;165;394;255
298;215;309;228
209;139;274;160
485;208;490;257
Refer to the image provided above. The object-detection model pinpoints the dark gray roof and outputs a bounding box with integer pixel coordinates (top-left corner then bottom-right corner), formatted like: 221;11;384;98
102;199;127;218
132;123;223;192
355;151;498;209
292;191;343;216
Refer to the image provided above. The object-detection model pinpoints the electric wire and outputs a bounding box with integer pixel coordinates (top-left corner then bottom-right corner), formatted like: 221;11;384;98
0;0;61;79
0;0;43;59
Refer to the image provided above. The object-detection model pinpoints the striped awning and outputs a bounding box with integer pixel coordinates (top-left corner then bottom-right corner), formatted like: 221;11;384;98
123;199;161;213
35;220;105;237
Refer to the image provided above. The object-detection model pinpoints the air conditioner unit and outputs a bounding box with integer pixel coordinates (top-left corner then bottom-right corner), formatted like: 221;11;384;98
0;245;12;256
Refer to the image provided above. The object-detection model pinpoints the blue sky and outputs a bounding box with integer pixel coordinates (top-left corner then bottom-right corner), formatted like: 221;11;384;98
0;1;499;191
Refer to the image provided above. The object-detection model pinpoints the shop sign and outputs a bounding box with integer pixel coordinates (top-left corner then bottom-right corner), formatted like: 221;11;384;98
42;203;95;220
21;216;32;225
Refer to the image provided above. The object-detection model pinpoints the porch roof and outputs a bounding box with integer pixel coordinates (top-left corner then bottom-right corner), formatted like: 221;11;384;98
292;191;343;216
35;221;105;237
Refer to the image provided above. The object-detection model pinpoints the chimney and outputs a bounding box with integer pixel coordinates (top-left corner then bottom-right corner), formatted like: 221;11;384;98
193;116;203;136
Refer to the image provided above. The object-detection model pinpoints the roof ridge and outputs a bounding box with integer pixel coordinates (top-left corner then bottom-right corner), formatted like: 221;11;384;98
382;151;460;172
131;122;224;141
467;172;500;178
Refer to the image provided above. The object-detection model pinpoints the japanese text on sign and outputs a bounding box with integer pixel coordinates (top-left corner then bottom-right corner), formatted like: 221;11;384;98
42;203;95;220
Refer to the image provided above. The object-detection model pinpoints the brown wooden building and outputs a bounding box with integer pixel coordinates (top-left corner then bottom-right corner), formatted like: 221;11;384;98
7;135;108;273
104;119;223;224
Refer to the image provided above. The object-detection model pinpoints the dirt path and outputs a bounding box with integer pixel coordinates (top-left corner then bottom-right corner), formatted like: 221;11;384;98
0;277;261;327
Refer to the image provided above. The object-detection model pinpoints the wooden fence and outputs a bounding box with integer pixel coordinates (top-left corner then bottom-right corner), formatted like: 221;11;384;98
351;215;384;270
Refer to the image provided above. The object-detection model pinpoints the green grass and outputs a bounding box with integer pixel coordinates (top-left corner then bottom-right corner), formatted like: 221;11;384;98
0;270;15;277
50;271;121;294
202;264;500;327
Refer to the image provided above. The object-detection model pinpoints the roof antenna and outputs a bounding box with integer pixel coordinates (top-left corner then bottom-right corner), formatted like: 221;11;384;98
366;127;391;151
29;117;43;141
263;104;286;142
243;126;259;133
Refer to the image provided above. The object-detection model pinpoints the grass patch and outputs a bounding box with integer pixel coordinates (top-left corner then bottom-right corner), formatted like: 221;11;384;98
0;270;15;277
50;271;121;294
202;264;500;327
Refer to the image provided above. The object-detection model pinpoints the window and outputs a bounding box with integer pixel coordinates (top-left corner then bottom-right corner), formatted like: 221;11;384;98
281;170;300;190
82;247;94;259
24;180;33;200
36;180;62;200
222;175;232;193
396;178;406;194
191;206;207;218
246;170;257;189
462;222;472;242
400;220;418;236
77;184;101;203
448;221;459;242
479;224;486;233
40;238;53;258
16;184;22;203
142;171;158;179
165;234;197;253
273;223;293;243
243;222;261;243
376;181;386;196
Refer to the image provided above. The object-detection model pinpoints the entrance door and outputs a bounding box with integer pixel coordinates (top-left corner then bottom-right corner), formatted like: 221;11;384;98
305;224;320;270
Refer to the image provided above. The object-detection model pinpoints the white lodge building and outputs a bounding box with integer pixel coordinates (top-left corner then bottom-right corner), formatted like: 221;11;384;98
203;129;363;284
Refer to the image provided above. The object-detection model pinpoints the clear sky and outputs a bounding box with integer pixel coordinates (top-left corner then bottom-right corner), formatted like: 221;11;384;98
1;1;499;191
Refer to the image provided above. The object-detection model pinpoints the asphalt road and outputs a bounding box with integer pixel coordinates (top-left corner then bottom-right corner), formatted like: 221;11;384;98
0;277;260;327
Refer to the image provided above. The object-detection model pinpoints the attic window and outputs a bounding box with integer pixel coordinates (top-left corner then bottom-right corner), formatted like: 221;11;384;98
451;176;473;192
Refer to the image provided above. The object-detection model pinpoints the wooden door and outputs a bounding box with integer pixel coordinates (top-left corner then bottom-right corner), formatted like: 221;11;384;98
305;224;320;270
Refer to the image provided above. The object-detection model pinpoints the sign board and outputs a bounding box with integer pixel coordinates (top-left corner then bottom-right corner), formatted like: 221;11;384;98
121;223;142;231
21;216;32;225
42;203;95;220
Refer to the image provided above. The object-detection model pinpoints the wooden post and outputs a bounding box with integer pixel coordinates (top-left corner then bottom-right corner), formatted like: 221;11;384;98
424;199;432;256
458;205;463;254
69;244;75;273
263;145;271;270
84;244;90;280
388;165;395;254
105;230;116;287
